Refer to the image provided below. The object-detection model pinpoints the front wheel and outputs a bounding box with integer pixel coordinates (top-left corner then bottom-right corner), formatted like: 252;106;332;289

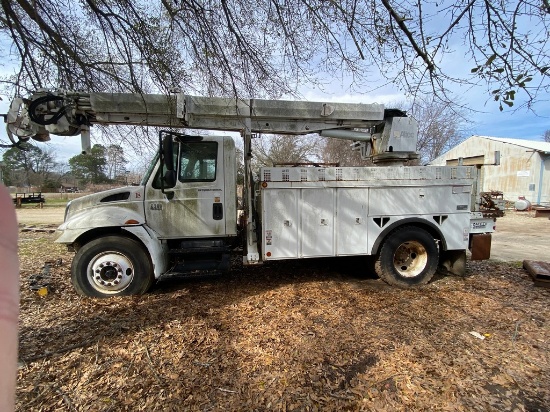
374;226;439;288
71;236;154;298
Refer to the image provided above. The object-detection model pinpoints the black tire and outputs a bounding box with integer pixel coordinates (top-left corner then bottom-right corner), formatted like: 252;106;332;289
71;236;154;298
374;226;439;288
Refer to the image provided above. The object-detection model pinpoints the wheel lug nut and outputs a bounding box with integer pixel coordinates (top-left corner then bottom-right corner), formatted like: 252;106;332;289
117;274;122;279
114;280;119;285
100;280;105;285
95;276;100;280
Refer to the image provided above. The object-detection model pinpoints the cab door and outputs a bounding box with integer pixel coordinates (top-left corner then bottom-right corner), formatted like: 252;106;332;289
144;137;226;238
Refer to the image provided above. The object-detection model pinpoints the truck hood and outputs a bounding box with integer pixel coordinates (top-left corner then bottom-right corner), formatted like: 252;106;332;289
65;186;144;216
59;185;146;231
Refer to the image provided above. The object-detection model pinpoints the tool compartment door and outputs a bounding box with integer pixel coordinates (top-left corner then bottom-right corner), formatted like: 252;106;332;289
336;188;369;255
301;188;335;257
262;189;299;259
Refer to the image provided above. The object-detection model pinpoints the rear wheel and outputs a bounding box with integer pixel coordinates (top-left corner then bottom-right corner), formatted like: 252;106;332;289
374;226;439;288
72;236;154;297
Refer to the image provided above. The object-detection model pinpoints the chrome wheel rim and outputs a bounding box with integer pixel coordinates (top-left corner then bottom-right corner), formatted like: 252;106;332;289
87;251;134;294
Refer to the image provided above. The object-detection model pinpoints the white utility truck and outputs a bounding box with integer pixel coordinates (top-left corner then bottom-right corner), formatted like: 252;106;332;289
5;90;497;297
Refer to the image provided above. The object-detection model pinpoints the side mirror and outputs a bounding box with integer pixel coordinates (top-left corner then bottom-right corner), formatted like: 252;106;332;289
163;170;176;187
162;134;175;172
160;133;176;189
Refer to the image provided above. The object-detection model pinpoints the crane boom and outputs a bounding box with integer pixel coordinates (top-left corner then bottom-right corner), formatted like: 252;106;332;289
5;89;418;163
7;89;385;136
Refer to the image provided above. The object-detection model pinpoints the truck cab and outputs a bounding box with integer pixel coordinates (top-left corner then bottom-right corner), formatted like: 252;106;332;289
56;134;237;297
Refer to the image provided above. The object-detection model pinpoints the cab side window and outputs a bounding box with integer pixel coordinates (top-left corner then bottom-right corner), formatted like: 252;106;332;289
179;142;218;182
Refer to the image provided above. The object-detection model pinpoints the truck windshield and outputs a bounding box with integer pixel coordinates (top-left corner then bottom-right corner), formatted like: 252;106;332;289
141;152;159;186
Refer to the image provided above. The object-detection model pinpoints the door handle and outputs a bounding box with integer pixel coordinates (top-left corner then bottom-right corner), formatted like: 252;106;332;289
213;203;223;220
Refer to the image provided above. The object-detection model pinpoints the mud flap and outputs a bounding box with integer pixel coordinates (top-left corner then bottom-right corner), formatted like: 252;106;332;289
470;233;492;260
439;250;467;276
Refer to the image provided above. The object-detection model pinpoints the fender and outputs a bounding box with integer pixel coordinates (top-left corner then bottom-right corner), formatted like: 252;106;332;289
55;206;169;278
122;225;169;279
57;224;168;279
56;206;146;244
370;217;447;255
